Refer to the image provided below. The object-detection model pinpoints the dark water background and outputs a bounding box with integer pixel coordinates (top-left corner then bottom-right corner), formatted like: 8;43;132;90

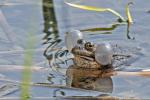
0;0;150;99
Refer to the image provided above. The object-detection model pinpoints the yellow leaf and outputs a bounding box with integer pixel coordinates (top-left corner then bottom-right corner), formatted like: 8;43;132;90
126;2;133;24
65;2;126;22
65;2;107;12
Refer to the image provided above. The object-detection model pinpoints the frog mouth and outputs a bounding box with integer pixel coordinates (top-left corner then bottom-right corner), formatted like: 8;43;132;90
76;55;95;61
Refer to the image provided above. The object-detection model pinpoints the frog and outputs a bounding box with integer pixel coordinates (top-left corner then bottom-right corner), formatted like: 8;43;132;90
71;39;112;69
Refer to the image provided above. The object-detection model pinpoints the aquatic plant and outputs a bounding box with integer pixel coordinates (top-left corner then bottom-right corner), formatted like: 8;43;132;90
126;2;134;39
21;33;36;100
65;2;133;24
20;8;37;100
65;2;133;39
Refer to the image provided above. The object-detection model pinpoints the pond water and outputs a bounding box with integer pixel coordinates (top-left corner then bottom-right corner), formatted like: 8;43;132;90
0;0;150;99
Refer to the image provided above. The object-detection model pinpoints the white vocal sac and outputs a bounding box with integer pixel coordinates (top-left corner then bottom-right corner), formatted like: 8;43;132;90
95;43;113;65
65;30;83;51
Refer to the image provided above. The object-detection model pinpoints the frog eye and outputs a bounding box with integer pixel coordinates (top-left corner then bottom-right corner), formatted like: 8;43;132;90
86;42;93;47
85;42;94;51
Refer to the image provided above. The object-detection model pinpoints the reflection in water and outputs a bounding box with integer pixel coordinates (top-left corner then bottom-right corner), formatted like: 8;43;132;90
80;23;121;33
66;65;113;93
81;22;133;39
127;21;135;39
42;0;66;65
42;0;60;48
56;95;120;100
42;0;58;39
0;9;16;47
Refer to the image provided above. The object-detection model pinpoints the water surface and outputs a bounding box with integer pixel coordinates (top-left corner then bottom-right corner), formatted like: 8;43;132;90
0;0;150;99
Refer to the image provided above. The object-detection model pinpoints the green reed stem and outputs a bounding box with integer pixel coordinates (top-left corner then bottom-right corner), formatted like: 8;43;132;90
20;6;38;100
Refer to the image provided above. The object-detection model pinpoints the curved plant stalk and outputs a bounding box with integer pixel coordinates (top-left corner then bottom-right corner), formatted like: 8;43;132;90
65;2;126;22
80;23;122;32
126;2;133;24
126;2;134;39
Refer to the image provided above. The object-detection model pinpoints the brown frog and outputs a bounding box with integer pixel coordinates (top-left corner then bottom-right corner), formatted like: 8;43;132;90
71;39;112;69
